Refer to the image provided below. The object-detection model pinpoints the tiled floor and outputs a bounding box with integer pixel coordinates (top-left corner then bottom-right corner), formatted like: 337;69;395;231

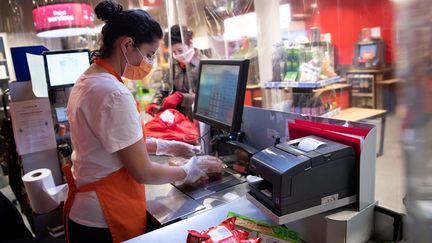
375;114;406;214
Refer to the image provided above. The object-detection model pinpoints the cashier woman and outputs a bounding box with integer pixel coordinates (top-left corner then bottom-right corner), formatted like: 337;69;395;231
65;1;220;243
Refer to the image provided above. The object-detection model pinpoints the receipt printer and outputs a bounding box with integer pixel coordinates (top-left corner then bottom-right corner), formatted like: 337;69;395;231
249;136;357;216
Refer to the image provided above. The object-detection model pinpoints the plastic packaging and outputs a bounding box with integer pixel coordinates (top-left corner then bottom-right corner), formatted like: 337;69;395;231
187;216;261;243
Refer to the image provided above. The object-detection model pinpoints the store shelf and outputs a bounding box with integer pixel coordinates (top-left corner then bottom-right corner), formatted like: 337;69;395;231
263;76;342;89
331;107;386;121
313;83;351;96
319;107;342;118
346;68;393;74
378;78;401;85
246;84;260;89
352;93;373;97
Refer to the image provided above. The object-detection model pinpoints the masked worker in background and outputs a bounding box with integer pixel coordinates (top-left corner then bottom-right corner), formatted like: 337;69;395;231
147;25;206;119
64;2;220;243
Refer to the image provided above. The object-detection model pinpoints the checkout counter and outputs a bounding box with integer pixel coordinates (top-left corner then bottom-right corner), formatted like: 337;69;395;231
145;155;248;226
129;106;379;243
7;53;384;242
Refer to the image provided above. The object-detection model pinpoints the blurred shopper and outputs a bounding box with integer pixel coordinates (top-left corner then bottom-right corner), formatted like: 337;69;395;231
148;25;206;119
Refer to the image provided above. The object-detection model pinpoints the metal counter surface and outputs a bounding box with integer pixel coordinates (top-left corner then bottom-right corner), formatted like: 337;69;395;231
146;155;204;225
124;196;272;243
145;183;205;225
146;155;249;225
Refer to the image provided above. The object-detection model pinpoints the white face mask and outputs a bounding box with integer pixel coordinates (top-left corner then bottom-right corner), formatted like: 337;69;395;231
173;47;195;64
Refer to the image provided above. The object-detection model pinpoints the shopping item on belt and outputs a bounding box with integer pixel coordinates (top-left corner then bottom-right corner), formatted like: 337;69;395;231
187;216;261;243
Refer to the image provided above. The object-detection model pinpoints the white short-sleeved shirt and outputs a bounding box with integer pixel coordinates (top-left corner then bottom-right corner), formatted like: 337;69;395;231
67;72;143;228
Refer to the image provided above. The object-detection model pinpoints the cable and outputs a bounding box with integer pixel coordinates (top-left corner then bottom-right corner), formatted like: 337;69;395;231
182;127;212;143
210;129;224;145
182;127;216;155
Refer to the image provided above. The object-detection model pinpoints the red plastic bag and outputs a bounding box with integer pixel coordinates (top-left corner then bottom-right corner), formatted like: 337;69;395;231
144;109;199;145
186;217;261;243
162;91;183;110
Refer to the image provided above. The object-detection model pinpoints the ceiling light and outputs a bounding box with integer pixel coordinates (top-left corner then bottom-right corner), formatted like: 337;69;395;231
33;2;94;38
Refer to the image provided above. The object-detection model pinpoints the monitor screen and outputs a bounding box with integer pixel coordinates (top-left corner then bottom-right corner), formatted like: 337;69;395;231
358;44;377;62
55;106;68;123
43;49;90;89
194;59;249;132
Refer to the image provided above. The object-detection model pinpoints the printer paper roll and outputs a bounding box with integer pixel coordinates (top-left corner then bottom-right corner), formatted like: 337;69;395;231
22;168;68;214
298;137;326;152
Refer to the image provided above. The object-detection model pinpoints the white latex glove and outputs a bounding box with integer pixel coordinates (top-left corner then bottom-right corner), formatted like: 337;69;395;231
156;139;201;157
196;155;223;173
177;156;208;185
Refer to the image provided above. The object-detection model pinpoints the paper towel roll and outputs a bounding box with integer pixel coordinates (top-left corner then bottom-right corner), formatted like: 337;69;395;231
22;168;68;214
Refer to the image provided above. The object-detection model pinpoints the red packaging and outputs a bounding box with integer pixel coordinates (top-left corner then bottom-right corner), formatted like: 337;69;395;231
187;217;261;243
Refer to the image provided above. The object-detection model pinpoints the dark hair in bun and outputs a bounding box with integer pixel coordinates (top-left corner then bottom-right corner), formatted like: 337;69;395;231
94;0;123;22
164;24;194;47
94;0;163;58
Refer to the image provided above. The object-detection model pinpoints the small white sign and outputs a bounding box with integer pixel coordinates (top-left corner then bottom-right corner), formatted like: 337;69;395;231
159;109;175;125
321;193;339;204
321;33;332;43
27;53;48;97
0;65;7;79
371;27;381;38
10;99;57;155
207;226;233;242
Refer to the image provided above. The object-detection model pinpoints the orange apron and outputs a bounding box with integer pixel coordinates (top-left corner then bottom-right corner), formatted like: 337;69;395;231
63;164;147;243
93;58;123;83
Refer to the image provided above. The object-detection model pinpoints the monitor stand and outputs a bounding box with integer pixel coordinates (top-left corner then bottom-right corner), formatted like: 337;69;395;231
214;131;245;143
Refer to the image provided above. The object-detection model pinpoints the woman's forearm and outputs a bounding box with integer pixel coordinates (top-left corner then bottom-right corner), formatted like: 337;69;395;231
146;137;157;154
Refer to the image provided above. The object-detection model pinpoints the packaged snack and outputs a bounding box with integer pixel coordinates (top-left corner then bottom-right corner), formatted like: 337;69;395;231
227;212;299;243
186;217;261;243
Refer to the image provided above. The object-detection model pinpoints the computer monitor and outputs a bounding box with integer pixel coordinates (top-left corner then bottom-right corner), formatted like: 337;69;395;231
54;106;68;123
358;44;377;62
43;49;91;89
353;39;385;69
193;59;250;132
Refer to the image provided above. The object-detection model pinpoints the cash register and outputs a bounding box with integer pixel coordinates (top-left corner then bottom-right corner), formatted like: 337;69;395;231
248;135;358;216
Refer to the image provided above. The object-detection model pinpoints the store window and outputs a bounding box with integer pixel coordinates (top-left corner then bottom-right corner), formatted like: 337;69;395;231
160;0;397;115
